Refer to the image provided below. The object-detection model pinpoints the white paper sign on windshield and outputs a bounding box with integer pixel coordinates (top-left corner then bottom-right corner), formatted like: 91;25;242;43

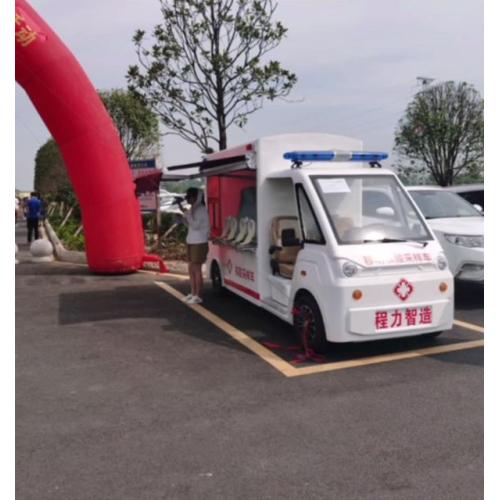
318;178;351;194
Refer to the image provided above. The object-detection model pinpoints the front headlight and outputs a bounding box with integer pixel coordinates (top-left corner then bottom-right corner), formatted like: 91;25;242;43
342;261;358;277
444;234;484;248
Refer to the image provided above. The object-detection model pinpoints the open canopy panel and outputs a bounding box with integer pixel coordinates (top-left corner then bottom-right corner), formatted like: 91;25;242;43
163;154;252;180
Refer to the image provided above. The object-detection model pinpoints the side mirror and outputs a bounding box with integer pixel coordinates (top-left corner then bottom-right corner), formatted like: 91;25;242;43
375;206;395;217
473;204;483;214
281;228;301;247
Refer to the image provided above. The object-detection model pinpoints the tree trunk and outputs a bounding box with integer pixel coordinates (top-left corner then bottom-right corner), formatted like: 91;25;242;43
216;80;227;150
218;125;227;150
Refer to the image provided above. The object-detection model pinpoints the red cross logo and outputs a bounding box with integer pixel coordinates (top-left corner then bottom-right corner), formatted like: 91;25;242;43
394;278;414;301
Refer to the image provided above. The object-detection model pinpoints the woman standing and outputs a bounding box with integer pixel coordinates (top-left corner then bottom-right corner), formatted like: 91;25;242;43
177;187;210;304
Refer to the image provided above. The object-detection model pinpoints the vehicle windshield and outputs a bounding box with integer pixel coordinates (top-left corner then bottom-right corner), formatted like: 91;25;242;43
409;190;482;219
312;175;432;245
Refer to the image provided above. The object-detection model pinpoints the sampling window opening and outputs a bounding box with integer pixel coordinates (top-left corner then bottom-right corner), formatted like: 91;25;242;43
207;170;257;250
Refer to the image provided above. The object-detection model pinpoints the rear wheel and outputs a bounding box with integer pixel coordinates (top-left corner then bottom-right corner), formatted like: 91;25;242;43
293;293;329;354
210;261;223;293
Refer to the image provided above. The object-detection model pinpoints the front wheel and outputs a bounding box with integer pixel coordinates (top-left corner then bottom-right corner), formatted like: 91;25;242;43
422;331;443;339
293;293;329;354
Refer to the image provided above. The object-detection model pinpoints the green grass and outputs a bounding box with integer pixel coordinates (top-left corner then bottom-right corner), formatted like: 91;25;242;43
48;213;85;251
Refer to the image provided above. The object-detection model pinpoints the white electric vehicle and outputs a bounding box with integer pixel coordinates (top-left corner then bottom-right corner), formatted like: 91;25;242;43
166;134;454;352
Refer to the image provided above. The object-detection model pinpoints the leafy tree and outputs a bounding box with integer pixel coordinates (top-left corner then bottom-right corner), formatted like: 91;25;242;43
33;138;75;204
163;178;204;193
393;158;433;186
34;88;160;205
394;81;483;186
127;0;297;152
99;89;161;159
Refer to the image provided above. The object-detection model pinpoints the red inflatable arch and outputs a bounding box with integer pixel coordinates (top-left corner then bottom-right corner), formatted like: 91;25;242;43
15;0;166;274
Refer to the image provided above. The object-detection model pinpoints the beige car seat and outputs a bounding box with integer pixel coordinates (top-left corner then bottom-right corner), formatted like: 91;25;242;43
270;216;301;279
332;216;354;241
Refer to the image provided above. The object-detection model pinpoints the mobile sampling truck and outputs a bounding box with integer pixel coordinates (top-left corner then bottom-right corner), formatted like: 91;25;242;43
167;133;454;353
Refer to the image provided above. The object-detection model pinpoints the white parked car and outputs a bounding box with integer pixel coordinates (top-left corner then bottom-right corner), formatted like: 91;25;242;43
407;186;484;283
445;184;484;213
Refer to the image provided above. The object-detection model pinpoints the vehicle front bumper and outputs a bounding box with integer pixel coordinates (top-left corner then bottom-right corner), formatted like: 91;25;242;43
435;234;484;283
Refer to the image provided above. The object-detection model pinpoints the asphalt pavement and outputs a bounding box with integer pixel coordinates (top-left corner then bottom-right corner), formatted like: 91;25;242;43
16;226;483;500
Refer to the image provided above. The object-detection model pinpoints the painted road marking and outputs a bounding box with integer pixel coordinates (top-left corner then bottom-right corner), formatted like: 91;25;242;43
155;280;484;378
453;319;484;334
289;340;484;377
141;269;188;280
155;281;296;377
34;257;485;375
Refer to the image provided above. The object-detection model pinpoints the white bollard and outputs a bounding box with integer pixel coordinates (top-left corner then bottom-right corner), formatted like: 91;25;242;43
30;239;54;263
15;243;19;264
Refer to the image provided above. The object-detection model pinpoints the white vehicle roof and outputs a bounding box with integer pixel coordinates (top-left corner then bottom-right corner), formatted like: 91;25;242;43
267;165;395;179
445;184;484;192
164;133;392;180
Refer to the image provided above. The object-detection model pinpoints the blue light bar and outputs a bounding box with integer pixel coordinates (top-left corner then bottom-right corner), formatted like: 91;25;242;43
283;150;389;163
283;151;335;162
350;152;389;162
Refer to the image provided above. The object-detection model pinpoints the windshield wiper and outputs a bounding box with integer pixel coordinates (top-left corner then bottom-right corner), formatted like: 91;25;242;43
363;237;428;247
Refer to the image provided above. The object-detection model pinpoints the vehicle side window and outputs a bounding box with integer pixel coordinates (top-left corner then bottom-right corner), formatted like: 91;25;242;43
296;184;324;244
462;191;484;208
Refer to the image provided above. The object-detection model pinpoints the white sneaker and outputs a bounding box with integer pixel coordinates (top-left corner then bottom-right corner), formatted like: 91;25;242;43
186;295;202;304
182;294;193;302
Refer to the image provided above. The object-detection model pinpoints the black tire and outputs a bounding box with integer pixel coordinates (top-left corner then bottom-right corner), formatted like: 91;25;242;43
293;293;329;354
210;261;223;293
423;331;443;339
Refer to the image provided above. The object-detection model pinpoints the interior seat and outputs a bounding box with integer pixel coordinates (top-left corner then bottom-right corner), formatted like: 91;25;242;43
270;216;301;279
332;216;354;241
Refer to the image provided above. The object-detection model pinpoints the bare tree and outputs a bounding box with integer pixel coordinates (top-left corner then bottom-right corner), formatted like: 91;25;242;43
127;0;297;152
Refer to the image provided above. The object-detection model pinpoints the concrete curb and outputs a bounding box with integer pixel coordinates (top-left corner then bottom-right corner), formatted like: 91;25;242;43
44;220;88;265
44;219;190;274
163;260;189;275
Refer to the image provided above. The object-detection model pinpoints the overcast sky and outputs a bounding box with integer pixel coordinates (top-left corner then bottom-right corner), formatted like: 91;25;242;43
15;0;483;190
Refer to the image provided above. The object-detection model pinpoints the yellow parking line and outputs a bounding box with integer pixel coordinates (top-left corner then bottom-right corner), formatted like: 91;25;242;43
453;319;484;334
41;261;486;377
154;281;296;377
290;340;484;377
34;262;483;376
155;280;484;378
140;268;188;280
